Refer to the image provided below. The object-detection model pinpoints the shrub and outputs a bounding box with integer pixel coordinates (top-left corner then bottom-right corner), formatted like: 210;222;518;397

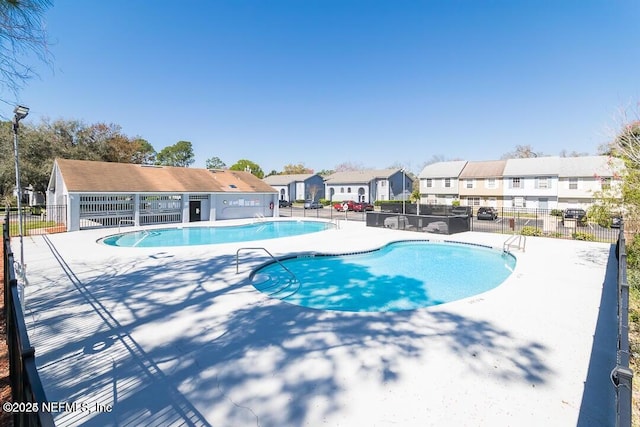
550;209;564;217
628;236;640;270
572;231;595;241
452;200;461;207
375;200;404;206
520;226;543;236
318;198;330;206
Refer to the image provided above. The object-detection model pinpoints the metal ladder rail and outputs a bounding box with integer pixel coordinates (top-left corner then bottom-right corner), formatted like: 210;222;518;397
236;247;298;283
118;219;150;246
118;219;139;233
503;234;526;252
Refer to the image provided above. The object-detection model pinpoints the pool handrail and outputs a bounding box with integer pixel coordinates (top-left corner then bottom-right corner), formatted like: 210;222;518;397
503;234;526;252
118;219;138;233
236;247;298;285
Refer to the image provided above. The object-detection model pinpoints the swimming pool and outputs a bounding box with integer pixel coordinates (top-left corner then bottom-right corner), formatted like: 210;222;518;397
252;240;516;312
100;220;334;247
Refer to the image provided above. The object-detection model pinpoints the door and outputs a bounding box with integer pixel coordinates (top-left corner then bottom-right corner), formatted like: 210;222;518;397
189;201;201;222
538;198;548;210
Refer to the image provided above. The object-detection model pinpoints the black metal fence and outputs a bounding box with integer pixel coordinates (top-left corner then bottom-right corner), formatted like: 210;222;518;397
280;204;620;241
612;226;633;427
278;204;373;221
468;207;619;243
3;212;55;426
1;205;67;237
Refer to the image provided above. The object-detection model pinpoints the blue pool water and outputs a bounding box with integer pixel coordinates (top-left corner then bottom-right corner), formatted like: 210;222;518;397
252;241;516;312
100;220;334;247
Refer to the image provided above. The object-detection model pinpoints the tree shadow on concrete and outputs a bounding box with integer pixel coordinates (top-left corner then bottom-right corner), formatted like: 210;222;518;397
25;236;552;426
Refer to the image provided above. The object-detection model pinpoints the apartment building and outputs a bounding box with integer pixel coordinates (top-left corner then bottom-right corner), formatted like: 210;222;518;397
418;155;622;209
458;160;506;208
418;161;468;205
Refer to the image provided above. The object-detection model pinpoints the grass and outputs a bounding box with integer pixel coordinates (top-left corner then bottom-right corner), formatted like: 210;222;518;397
7;220;61;236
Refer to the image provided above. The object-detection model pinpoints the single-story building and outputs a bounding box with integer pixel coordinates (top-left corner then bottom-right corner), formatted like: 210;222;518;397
47;158;278;231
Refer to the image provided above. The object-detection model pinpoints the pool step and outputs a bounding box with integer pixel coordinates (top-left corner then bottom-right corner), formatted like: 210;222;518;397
253;273;300;299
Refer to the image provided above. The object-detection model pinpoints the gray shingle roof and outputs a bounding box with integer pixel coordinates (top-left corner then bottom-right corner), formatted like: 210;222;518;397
502;157;561;176
418;161;467;178
263;174;318;185
558;156;624;177
324;169;400;184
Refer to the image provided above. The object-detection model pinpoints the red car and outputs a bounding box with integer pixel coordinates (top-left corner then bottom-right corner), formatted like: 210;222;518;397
333;200;356;211
353;202;374;212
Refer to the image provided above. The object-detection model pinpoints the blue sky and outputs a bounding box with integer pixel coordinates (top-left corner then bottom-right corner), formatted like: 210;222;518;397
4;1;640;174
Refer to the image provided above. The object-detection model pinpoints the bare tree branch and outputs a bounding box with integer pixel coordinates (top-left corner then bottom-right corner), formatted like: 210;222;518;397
0;0;52;98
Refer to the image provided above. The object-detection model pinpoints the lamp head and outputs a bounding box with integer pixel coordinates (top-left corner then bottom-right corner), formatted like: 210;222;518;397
13;105;29;122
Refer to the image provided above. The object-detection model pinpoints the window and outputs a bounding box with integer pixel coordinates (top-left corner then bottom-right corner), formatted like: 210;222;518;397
536;177;549;189
511;178;521;189
444;178;451;188
569;178;578;190
381;181;386;187
466;179;474;189
347;187;352;193
467;197;480;206
601;177;611;190
486;178;496;189
426;179;433;188
340;187;344;193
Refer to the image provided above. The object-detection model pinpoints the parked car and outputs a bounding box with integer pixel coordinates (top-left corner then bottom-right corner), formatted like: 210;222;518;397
278;199;291;208
304;200;323;209
561;208;587;226
476;207;498;221
333;200;355;211
611;215;623;228
353;202;374;212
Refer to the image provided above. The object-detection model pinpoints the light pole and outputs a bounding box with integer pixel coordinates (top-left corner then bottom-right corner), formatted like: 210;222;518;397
12;105;29;274
401;168;406;215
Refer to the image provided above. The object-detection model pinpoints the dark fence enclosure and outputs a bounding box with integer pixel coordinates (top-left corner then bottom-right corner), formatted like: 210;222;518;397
3;211;55;426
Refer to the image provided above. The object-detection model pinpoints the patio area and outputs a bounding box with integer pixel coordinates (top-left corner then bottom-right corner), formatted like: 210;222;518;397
16;220;617;426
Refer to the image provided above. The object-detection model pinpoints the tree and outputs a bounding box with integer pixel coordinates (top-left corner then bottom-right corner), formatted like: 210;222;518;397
156;140;194;167
334;161;365;172
205;156;226;170
229;159;264;178
0;0;52;98
612;120;640;166
559;149;590;157
592;109;640;235
130;138;156;165
422;154;447;166
307;184;321;202
282;163;313;174
316;169;334;177
500;145;544;159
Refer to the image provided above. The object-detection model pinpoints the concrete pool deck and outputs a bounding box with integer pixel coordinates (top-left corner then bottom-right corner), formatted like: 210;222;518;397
16;219;617;426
